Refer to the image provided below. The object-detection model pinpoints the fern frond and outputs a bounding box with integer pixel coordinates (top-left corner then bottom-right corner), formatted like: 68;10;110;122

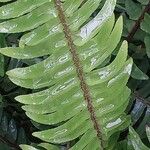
0;0;133;149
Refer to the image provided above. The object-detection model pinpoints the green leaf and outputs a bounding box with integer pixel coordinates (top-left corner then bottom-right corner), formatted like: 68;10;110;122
17;128;27;144
20;145;40;150
0;96;3;123
137;0;149;5
0;0;49;20
0;54;4;77
125;0;142;20
131;63;149;80
130;100;146;124
145;35;150;58
128;127;150;150
115;140;133;150
146;126;150;142
0;0;133;149
0;114;8;133
0;34;5;77
38;143;59;150
136;107;150;139
0;0;12;2
20;143;59;150
141;13;150;34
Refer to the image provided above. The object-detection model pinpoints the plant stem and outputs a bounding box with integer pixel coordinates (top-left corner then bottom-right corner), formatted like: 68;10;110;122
54;0;104;149
127;1;150;42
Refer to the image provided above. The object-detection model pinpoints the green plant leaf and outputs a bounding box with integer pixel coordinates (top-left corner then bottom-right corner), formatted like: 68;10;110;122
125;0;142;20
128;127;150;150
145;35;150;58
137;0;149;5
0;0;133;149
17;127;27;145
0;114;8;133
146;126;150;142
20;143;59;150
0;0;12;2
141;13;150;34
131;63;149;80
0;34;5;77
20;145;40;150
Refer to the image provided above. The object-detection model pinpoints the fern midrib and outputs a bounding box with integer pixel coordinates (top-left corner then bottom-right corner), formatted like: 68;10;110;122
54;0;104;149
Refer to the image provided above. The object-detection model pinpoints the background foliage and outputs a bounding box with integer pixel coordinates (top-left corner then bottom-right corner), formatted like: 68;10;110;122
0;0;150;149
